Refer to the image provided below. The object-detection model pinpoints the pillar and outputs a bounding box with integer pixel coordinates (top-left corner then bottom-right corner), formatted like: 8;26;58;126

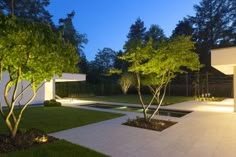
52;78;56;99
44;78;55;100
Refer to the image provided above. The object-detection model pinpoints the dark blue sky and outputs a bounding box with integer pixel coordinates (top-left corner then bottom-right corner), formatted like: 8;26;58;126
48;0;200;61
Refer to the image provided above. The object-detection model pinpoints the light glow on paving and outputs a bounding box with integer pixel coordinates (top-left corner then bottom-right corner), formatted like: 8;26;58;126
57;99;94;105
162;99;235;113
193;99;234;112
192;105;234;112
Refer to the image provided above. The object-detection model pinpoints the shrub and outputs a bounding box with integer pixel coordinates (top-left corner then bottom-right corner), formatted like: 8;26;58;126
43;99;62;107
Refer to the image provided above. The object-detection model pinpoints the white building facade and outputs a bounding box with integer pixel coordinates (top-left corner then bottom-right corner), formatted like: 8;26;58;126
211;46;236;111
0;72;86;106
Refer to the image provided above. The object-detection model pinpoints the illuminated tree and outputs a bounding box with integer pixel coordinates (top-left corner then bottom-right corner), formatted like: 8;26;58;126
119;73;135;94
121;36;200;122
0;15;78;138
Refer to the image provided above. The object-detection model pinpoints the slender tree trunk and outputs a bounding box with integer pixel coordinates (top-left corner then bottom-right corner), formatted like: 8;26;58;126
148;83;168;121
135;73;147;121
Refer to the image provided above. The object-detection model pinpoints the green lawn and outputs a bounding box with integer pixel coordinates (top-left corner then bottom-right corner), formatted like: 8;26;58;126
79;95;193;105
0;106;123;134
0;106;123;156
1;140;108;157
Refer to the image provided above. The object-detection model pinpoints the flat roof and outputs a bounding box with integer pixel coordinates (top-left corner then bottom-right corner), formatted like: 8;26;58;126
54;73;86;82
211;47;236;75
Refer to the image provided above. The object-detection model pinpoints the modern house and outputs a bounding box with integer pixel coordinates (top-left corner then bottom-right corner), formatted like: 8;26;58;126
211;46;236;111
0;72;86;106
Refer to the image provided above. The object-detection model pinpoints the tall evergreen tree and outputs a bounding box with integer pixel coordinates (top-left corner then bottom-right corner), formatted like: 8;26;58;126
124;18;146;50
145;24;166;42
191;0;236;69
0;0;53;24
58;11;88;72
171;18;193;38
58;11;88;52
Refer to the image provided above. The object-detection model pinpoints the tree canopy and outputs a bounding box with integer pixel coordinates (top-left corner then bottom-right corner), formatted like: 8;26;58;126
58;11;88;72
91;48;117;74
191;0;236;69
58;11;88;53
120;36;200;122
0;0;53;24
171;18;193;38
145;24;166;42
124;18;146;50
0;14;79;137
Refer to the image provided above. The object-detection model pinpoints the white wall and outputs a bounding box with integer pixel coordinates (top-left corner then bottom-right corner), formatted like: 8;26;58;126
0;72;87;107
0;72;46;106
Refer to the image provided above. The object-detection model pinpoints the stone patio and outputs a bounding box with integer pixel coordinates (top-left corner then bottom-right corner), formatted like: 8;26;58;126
52;99;236;157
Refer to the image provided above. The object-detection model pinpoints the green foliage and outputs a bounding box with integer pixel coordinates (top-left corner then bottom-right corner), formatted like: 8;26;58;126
124;18;146;50
58;11;88;53
191;0;236;68
119;73;136;94
0;0;53;24
0;15;79;137
145;24;166;42
120;36;200;122
192;0;236;47
43;99;62;107
122;36;200;84
0;15;79;85
93;48;117;73
171;18;193;38
87;48;117;84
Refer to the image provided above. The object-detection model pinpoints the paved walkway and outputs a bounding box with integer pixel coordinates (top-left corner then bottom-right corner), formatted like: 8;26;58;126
162;98;234;112
52;99;236;157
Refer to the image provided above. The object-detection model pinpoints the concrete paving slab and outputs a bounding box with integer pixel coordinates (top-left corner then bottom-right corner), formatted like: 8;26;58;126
51;99;236;157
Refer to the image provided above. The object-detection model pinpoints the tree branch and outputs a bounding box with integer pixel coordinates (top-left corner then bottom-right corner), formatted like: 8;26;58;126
135;73;148;121
4;80;13;108
0;102;5;118
13;82;33;105
148;72;171;121
13;83;44;136
145;86;160;110
148;82;168;121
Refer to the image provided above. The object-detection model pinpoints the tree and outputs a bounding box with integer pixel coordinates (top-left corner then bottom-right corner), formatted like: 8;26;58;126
0;15;79;138
113;50;128;72
191;0;236;69
145;24;166;42
78;52;89;74
92;48;117;74
119;73;135;94
58;11;88;53
86;48;117;85
58;11;88;72
171;18;194;38
0;0;53;24
120;36;200;122
124;18;146;50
